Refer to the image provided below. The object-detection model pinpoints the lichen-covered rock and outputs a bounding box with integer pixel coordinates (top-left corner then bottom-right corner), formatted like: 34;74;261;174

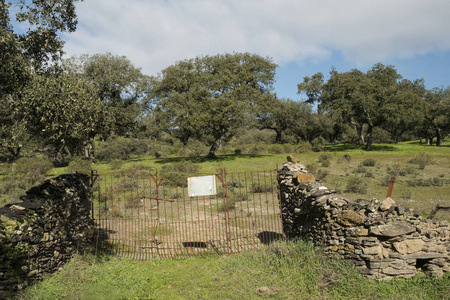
0;173;95;298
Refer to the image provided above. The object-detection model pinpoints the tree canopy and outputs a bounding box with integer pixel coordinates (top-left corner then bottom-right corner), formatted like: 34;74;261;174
298;63;428;150
152;52;277;158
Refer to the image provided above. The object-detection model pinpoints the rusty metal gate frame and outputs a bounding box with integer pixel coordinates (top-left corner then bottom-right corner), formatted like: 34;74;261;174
90;167;284;259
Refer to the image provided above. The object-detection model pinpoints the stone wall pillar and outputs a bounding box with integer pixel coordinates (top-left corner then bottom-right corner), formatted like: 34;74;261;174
277;161;450;280
0;173;95;298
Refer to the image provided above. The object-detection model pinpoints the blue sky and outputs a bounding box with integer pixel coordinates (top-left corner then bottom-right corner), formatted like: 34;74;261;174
46;0;449;101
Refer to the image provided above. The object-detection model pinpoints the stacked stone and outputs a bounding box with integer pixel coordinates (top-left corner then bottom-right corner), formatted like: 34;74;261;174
0;173;95;298
278;161;450;280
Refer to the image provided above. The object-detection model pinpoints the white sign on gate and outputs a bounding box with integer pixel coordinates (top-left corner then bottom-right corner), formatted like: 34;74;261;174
188;175;217;197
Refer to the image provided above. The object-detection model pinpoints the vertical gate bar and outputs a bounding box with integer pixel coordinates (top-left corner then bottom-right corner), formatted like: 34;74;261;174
216;172;222;254
135;175;139;258
269;171;277;233
243;172;250;251
149;174;155;259
141;175;146;260
235;172;242;253
109;174;114;253
256;172;264;243
177;183;183;258
250;171;256;241
262;171;273;231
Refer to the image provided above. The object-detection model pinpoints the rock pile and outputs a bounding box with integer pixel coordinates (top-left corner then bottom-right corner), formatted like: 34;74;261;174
0;173;95;298
278;161;449;280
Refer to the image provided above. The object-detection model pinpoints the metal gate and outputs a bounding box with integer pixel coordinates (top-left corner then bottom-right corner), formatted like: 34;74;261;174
90;168;284;259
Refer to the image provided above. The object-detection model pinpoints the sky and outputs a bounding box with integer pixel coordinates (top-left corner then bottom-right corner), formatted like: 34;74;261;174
59;0;450;101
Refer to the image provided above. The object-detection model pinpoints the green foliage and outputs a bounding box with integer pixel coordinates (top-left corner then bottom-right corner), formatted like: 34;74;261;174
96;137;149;161
160;161;201;187
337;153;352;163
0;156;52;205
18;73;102;165
362;158;376;166
295;142;313;153
409;152;433;169
66;157;92;175
218;197;236;212
298;64;428;150
109;159;123;170
345;177;368;194
64;53;151;139
152;52;277;158
250;183;273;193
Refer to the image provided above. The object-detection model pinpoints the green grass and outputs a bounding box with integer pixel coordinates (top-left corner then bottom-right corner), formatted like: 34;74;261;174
16;240;450;300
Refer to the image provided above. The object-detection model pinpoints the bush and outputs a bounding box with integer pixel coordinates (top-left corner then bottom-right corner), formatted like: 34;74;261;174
295;142;312;153
218;198;236;212
362;158;376;167
338;154;352;164
354;164;367;174
14;156;53;178
96;137;149;161
231;192;248;202
269;144;285;154
66;157;92;175
109;159;123;170
315;169;329;181
160;161;201;187
250;183;273;193
409;152;433;169
345;177;367;194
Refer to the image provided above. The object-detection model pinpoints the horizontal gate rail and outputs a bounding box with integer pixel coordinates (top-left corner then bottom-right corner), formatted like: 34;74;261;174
90;168;284;259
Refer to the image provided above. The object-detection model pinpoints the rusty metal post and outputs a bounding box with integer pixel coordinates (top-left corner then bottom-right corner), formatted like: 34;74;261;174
386;176;395;198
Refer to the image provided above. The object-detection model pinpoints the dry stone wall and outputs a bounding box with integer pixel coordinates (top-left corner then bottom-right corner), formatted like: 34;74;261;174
278;161;449;280
0;173;95;298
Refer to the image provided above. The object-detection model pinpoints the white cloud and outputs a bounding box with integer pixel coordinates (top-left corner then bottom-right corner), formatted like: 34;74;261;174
61;0;450;75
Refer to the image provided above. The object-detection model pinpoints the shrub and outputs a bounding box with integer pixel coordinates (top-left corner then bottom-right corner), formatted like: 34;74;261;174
345;177;367;194
354;164;367;174
337;153;352;164
14;156;53;178
160;161;201;187
362;158;376;167
295;142;312;153
306;163;319;175
218;198;236;212
408;152;433;169
109;159;123;170
401;190;413;199
381;176;392;187
96;137;149;161
231;192;248;202
250;183;273;193
315;169;329;181
269;144;284;154
66;157;92;175
283;144;294;153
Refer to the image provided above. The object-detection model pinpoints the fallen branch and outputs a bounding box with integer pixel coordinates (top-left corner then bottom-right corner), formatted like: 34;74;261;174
428;204;450;219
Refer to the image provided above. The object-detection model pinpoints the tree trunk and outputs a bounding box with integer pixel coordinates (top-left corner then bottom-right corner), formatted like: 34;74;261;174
355;124;365;145
365;124;374;151
275;130;282;144
84;141;96;163
8;146;22;162
207;137;223;159
436;128;443;146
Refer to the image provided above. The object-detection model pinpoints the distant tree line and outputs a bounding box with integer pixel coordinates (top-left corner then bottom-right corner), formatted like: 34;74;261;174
1;0;449;165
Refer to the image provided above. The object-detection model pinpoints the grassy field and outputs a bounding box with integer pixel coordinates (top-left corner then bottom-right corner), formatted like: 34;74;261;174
15;240;450;300
46;141;450;221
3;141;450;299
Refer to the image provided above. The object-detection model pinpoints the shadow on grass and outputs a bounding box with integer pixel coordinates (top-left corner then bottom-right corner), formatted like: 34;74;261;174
324;143;398;152
153;153;270;164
